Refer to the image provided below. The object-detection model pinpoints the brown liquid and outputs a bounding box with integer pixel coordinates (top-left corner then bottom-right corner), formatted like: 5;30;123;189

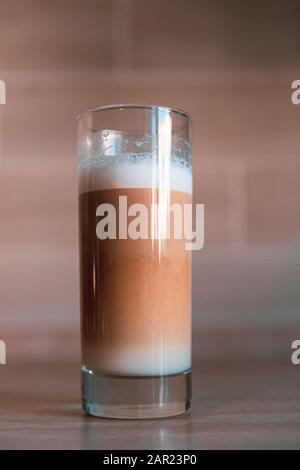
79;188;191;376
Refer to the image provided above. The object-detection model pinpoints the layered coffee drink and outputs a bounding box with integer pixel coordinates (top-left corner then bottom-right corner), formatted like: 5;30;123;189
79;156;192;376
78;104;192;418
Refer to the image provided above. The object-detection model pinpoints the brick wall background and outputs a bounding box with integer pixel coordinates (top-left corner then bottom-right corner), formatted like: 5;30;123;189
0;0;300;362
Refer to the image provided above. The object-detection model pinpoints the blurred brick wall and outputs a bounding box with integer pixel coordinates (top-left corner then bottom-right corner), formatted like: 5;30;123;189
0;0;300;362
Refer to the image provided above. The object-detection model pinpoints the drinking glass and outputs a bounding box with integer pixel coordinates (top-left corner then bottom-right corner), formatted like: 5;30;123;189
78;104;192;418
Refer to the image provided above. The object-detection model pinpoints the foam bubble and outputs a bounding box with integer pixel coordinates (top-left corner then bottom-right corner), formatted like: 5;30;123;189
79;153;192;194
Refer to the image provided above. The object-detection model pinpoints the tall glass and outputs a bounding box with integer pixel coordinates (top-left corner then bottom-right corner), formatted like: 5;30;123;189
78;104;192;419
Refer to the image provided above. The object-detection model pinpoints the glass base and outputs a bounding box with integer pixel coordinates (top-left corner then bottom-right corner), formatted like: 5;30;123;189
81;366;192;419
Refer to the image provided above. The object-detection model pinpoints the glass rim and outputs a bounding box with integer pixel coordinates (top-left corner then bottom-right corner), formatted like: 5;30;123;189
77;103;192;123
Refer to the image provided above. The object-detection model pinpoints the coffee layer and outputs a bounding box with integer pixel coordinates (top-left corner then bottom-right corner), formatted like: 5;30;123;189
80;187;192;376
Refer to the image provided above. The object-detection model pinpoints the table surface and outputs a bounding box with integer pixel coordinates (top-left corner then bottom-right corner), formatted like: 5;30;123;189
0;361;300;449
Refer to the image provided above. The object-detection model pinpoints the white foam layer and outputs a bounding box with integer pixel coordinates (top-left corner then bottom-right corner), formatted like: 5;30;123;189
85;345;191;376
79;159;192;195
